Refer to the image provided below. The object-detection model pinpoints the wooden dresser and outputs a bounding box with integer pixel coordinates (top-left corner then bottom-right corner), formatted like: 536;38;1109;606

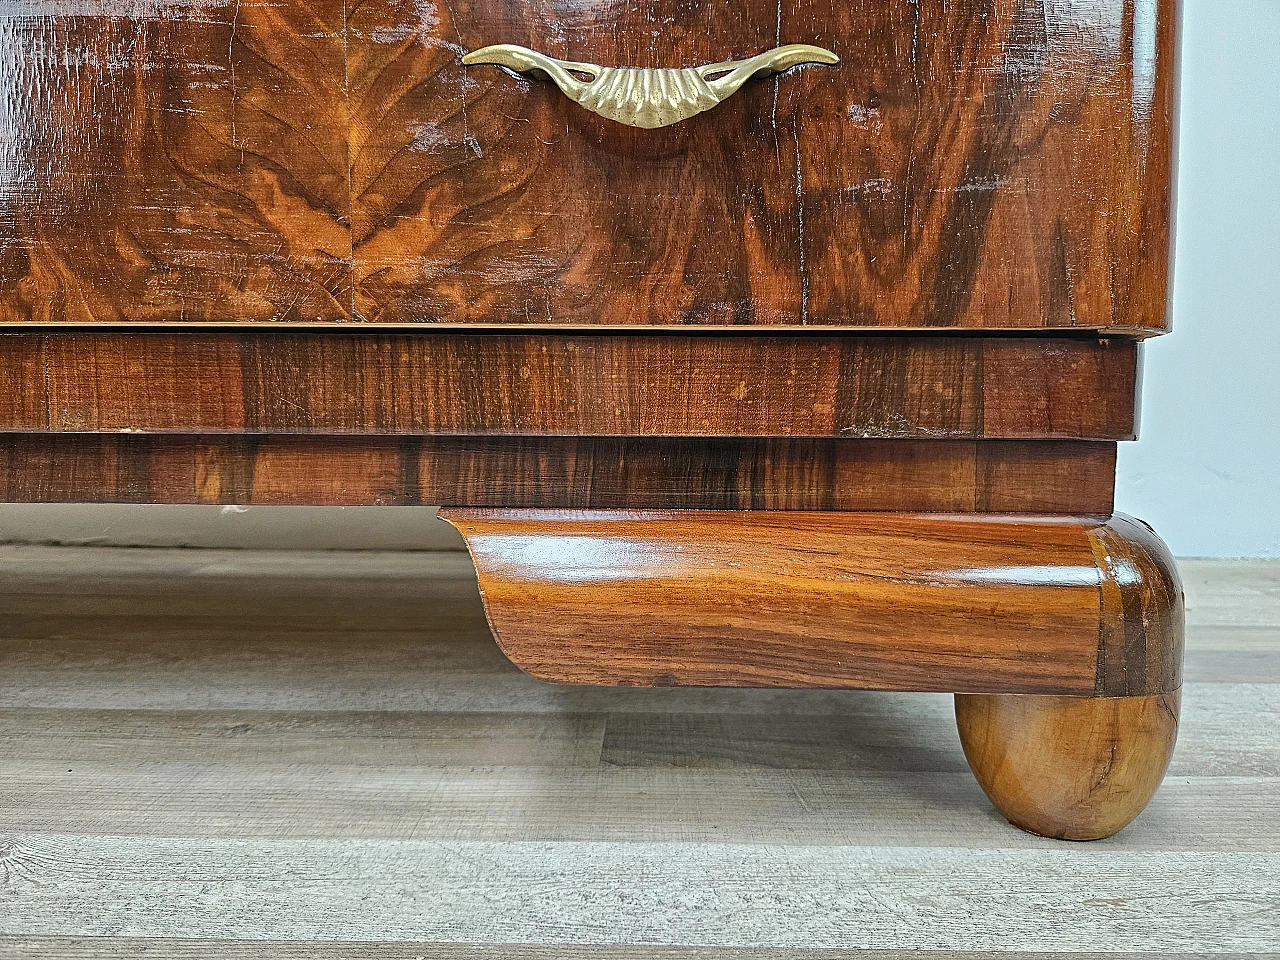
0;0;1181;840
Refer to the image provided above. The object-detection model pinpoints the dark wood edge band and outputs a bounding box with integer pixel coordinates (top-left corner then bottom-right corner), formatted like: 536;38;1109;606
0;435;1117;514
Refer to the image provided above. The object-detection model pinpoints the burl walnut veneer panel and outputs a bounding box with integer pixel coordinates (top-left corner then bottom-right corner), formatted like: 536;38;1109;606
0;436;1116;514
2;333;1138;438
1;0;1177;331
0;0;351;324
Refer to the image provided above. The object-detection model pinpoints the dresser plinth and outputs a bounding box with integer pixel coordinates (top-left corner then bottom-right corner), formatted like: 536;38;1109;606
442;507;1184;840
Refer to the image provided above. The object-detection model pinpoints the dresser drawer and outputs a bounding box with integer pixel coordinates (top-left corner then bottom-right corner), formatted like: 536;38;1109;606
0;0;1176;331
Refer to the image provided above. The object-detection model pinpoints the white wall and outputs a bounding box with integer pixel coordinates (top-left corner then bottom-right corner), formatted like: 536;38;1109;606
1115;0;1280;558
1;0;1276;557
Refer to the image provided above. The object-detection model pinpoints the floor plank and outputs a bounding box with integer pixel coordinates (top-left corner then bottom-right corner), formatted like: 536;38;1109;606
0;837;1276;950
5;680;1274;776
1;944;1269;960
2;764;1278;850
1182;559;1280;628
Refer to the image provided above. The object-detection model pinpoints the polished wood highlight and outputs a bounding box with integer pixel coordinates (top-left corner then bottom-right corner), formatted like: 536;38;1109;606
0;333;1138;439
1092;515;1187;697
0;436;1117;514
441;511;1184;695
955;691;1182;841
1;0;1176;331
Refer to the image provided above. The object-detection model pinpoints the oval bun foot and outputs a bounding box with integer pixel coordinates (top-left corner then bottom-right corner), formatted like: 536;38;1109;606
955;691;1180;841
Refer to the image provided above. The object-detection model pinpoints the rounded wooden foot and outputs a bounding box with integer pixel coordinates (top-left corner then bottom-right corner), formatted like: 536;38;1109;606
954;690;1180;841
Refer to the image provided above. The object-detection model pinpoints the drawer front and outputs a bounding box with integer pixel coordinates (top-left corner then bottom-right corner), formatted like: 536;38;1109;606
0;0;1176;330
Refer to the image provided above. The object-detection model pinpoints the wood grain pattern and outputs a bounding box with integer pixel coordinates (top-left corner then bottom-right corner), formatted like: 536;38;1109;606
1090;514;1187;696
0;435;1117;513
0;0;352;323
0;0;1177;331
441;510;1184;695
1;333;1139;438
955;691;1182;841
982;339;1145;439
0;334;45;428
792;1;1178;334
5;836;1274;948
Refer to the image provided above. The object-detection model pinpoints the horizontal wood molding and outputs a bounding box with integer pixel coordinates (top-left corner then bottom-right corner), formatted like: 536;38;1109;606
0;436;1115;514
442;510;1184;695
1;333;1139;439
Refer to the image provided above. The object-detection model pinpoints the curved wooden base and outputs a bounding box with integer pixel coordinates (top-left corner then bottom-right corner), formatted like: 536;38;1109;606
955;691;1181;840
441;510;1183;695
443;508;1184;837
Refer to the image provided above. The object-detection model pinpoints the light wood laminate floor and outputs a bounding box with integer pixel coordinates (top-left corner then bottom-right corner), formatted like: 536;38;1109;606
0;545;1277;958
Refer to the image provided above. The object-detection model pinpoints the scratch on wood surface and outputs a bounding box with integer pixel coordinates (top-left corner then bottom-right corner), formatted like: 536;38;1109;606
407;119;449;154
228;0;241;171
793;125;808;325
0;0;229;18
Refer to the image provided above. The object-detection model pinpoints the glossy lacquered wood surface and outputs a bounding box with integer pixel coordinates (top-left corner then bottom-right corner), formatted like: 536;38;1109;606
0;0;1177;331
0;436;1117;514
1092;515;1187;697
442;511;1184;695
0;333;1139;439
955;691;1182;840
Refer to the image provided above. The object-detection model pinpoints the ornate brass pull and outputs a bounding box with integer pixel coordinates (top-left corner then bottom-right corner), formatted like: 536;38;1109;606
461;43;840;129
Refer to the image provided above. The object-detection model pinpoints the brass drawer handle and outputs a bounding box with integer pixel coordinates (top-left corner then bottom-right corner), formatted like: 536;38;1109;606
462;43;839;129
